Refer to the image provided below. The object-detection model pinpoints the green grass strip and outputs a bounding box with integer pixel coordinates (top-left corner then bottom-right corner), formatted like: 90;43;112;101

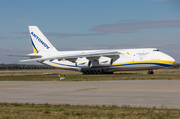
0;103;180;119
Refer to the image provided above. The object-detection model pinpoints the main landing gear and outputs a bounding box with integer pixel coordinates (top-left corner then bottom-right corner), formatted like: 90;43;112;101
83;70;102;75
82;69;113;75
147;70;154;74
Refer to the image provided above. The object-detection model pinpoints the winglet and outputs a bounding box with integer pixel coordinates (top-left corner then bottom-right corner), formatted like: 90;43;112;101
13;61;20;62
7;54;12;56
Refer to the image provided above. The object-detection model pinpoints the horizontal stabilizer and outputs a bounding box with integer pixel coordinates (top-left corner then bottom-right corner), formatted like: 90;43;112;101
7;54;42;57
13;61;20;62
7;54;32;57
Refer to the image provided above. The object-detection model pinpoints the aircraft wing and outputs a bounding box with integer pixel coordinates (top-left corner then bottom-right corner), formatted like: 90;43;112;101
14;51;120;62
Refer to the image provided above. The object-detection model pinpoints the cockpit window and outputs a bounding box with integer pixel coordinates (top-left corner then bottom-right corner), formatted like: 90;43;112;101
153;49;160;51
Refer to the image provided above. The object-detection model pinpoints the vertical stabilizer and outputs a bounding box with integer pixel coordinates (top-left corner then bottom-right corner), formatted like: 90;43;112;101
29;26;57;54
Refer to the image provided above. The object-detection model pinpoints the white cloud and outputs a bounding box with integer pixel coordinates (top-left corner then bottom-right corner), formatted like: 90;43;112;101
148;0;167;1
90;20;180;34
19;20;179;39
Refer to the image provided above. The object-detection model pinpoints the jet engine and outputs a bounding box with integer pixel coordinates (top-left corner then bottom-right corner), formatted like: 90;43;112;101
75;58;92;68
98;57;113;66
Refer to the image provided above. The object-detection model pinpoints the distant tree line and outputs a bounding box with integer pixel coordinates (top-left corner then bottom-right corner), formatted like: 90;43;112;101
169;64;180;69
0;64;57;70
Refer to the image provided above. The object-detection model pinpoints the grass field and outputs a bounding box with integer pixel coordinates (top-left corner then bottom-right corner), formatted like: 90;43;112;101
0;74;180;81
1;69;180;75
0;103;180;119
0;69;180;81
1;69;180;118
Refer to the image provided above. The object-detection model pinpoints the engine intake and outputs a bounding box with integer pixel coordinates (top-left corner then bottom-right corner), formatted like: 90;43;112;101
76;58;92;68
99;57;113;66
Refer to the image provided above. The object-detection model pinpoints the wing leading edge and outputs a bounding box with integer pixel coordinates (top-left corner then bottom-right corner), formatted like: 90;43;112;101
14;51;120;63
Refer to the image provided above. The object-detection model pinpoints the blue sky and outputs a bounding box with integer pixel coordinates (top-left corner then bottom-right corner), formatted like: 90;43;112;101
1;0;180;64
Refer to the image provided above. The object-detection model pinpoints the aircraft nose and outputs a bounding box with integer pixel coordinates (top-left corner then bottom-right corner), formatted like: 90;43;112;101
170;56;175;64
165;54;175;65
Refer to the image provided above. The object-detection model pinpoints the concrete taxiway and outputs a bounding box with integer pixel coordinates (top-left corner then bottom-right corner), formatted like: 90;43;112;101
0;80;180;109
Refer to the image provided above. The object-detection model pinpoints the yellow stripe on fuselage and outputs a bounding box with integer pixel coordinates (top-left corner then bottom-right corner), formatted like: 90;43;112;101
113;60;175;66
46;60;175;68
49;62;66;67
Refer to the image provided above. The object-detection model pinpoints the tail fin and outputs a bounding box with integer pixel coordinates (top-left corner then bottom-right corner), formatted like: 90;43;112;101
29;26;57;54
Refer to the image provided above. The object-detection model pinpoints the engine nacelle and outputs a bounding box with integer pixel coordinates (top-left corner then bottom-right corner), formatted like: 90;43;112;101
76;58;92;68
99;57;113;66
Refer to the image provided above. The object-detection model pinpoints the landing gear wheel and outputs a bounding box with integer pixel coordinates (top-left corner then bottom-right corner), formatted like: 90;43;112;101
83;71;86;75
147;70;154;74
82;69;102;75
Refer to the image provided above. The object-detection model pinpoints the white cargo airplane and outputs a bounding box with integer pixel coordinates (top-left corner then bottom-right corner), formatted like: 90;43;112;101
9;26;175;74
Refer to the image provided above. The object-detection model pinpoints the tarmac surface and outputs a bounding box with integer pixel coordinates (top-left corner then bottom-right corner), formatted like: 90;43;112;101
0;80;180;109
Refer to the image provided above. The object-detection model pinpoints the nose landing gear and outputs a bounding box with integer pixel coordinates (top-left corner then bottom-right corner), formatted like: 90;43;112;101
147;70;154;74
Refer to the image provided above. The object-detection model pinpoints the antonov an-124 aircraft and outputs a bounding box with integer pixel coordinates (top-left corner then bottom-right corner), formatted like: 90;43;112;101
9;26;175;74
